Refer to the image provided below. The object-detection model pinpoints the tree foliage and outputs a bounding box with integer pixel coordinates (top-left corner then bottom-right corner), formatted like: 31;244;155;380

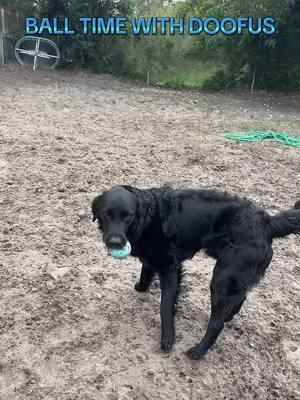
1;0;299;91
183;0;300;90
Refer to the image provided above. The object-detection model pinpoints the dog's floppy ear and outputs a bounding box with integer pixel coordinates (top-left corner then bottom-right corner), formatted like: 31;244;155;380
92;195;101;222
121;186;156;240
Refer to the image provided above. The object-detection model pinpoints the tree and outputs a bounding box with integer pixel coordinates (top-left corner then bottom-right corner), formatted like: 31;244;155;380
183;0;300;90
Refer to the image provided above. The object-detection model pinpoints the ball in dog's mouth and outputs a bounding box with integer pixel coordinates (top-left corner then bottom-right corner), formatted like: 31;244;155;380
108;241;131;260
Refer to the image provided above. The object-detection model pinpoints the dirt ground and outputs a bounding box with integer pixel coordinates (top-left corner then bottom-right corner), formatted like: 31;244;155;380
0;64;299;400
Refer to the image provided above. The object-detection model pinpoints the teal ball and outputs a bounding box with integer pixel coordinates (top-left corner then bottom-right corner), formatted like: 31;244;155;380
109;241;131;260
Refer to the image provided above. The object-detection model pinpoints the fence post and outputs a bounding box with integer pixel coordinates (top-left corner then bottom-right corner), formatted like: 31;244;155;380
0;8;5;64
1;8;5;35
0;32;4;65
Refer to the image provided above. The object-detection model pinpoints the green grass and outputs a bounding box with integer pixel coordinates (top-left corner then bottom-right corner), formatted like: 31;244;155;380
151;61;223;89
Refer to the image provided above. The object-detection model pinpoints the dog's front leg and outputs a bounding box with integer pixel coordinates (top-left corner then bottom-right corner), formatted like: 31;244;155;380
135;263;155;292
159;267;178;352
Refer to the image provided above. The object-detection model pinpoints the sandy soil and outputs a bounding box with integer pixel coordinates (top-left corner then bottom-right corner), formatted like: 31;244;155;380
0;64;299;400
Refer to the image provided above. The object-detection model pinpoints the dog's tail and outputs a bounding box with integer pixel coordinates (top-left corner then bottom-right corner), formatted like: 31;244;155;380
270;200;300;238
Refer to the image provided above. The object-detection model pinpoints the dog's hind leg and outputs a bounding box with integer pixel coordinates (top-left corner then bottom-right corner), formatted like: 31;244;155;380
135;263;155;292
186;275;247;360
186;246;269;360
224;296;246;322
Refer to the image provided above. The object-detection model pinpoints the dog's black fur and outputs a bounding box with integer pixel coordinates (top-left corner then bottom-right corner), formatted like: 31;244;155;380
92;186;300;360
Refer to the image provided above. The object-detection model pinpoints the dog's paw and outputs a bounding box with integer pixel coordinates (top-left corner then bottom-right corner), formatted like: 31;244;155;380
161;333;175;352
134;282;148;292
186;346;204;360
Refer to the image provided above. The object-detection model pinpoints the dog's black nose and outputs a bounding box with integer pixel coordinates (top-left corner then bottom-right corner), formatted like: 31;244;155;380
107;235;125;249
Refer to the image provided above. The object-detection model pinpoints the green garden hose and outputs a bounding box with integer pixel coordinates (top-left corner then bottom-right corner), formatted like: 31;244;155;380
224;131;300;148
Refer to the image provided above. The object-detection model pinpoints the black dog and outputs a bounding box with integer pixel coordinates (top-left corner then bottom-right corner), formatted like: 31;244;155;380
92;186;300;360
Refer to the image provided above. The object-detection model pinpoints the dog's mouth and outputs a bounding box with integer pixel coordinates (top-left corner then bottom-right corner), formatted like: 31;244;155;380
105;235;127;250
107;243;125;250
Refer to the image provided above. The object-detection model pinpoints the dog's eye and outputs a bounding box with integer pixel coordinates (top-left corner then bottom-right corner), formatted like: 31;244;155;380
121;211;133;220
102;209;111;219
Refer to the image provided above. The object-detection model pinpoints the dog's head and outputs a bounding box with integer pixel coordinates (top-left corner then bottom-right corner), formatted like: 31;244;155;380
92;186;140;250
